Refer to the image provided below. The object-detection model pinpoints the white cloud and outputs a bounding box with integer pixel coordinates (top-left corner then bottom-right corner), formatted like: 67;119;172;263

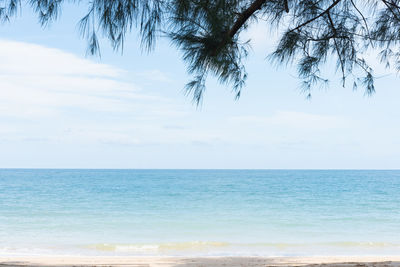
219;111;355;148
0;39;122;77
0;39;191;147
0;39;177;118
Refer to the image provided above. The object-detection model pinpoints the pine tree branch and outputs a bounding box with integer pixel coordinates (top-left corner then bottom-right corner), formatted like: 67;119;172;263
350;0;373;47
381;0;400;21
284;0;289;13
289;0;341;33
327;11;345;85
227;0;267;39
211;0;268;56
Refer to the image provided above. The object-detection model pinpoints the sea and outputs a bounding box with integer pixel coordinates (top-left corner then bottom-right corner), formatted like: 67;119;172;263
0;169;399;257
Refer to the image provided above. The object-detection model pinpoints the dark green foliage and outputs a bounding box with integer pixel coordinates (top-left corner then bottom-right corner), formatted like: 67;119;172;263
1;0;399;103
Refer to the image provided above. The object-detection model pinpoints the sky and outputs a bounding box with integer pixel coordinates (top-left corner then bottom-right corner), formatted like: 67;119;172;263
0;3;399;169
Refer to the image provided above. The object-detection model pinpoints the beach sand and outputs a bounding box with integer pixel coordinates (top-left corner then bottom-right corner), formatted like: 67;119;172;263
1;256;400;267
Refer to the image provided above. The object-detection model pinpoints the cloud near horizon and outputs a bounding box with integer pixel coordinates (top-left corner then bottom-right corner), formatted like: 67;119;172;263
1;39;399;168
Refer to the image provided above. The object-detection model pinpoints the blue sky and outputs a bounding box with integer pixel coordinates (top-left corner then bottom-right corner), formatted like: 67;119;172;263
0;3;399;169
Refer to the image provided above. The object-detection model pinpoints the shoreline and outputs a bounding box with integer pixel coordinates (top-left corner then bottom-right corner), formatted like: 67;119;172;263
2;256;400;267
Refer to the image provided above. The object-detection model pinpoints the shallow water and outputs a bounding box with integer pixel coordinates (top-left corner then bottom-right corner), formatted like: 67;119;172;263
0;169;399;256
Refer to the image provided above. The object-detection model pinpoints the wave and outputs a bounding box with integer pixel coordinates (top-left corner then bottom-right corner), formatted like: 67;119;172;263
86;241;400;253
87;241;230;252
324;242;400;248
2;241;400;257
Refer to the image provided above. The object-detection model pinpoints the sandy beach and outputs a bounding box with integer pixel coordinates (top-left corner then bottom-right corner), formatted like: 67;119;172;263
1;256;400;267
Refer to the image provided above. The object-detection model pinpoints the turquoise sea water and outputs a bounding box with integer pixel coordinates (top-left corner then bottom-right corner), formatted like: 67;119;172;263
0;169;399;257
